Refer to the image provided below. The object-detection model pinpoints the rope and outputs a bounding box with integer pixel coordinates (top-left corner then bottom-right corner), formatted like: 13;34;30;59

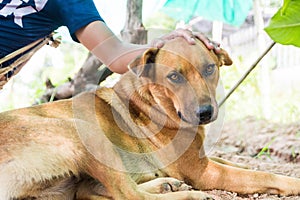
0;33;61;89
218;41;276;107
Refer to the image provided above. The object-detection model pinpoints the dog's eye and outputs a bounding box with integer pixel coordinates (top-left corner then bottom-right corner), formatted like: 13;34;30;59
167;71;185;84
204;64;216;76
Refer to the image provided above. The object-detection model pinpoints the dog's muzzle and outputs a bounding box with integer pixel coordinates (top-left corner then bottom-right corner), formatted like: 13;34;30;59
178;104;214;125
196;105;214;125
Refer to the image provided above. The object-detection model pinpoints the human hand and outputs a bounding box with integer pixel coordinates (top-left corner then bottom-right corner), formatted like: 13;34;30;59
151;28;221;53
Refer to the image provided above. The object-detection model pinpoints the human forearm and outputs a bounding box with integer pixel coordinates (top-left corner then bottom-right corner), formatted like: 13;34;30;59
76;21;149;73
91;39;150;74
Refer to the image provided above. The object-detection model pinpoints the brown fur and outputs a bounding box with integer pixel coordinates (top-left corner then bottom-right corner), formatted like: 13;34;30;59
0;38;299;200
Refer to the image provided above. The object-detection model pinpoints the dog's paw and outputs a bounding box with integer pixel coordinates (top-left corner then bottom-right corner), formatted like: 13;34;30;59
138;177;192;194
160;178;192;193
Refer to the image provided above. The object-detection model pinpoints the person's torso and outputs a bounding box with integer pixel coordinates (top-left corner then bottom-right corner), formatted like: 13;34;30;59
0;0;61;59
0;0;103;62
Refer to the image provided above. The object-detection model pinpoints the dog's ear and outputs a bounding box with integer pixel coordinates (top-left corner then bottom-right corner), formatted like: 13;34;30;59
217;48;233;66
128;48;159;77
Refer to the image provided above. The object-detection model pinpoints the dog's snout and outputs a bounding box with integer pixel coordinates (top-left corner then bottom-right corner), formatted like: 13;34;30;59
196;105;213;123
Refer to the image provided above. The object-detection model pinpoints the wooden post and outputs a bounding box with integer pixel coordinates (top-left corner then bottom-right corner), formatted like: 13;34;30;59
212;20;223;42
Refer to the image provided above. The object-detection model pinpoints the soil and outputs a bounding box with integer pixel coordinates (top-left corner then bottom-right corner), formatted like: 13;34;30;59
203;116;300;200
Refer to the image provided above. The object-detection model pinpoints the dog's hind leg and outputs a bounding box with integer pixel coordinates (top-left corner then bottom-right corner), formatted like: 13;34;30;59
75;175;112;200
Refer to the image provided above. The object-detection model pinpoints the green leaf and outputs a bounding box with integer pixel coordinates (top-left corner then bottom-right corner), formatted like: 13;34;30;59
281;0;291;15
264;0;300;47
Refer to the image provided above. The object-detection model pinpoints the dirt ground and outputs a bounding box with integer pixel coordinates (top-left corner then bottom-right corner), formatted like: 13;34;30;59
204;116;300;200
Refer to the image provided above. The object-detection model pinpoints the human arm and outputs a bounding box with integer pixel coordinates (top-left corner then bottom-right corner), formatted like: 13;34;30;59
76;21;150;74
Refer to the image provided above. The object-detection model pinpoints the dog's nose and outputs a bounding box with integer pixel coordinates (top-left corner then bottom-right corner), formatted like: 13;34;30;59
196;105;213;123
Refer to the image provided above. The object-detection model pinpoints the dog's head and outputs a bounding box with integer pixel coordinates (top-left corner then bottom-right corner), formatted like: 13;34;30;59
128;37;232;126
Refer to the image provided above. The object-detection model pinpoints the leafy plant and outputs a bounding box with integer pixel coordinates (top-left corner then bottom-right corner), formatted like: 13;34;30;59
255;137;276;160
264;0;300;47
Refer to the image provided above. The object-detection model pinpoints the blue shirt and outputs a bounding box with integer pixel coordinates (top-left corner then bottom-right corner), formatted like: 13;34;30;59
0;0;104;60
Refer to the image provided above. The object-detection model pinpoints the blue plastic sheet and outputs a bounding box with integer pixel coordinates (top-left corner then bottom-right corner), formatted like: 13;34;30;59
161;0;253;26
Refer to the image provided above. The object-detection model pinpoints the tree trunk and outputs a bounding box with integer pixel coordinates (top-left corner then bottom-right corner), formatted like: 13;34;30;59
121;0;147;44
37;53;108;103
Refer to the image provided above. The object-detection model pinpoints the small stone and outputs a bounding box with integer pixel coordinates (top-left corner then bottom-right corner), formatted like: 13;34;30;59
253;193;259;198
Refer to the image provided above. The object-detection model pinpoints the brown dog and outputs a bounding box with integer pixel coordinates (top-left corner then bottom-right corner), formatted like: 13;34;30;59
1;38;300;200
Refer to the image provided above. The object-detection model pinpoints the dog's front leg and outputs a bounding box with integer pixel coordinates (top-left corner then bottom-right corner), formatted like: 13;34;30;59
191;157;300;196
85;158;214;199
84;152;152;200
76;172;214;200
138;177;192;194
85;156;216;200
